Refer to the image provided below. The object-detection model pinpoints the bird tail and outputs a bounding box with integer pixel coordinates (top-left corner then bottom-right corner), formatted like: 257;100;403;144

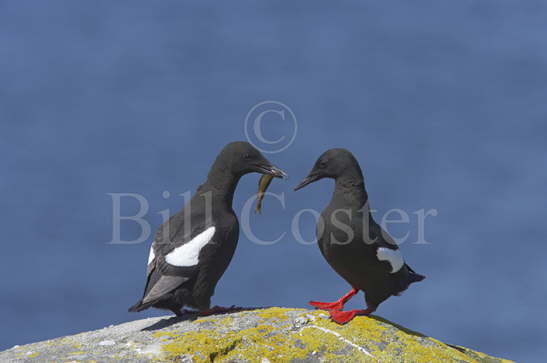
395;264;425;296
406;264;425;285
408;271;426;284
128;299;154;313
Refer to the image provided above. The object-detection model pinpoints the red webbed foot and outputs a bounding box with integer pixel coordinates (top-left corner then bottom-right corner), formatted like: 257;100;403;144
309;300;344;310
329;308;374;324
308;287;359;311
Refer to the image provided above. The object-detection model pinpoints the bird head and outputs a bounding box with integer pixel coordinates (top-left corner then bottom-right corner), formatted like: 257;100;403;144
218;141;287;179
294;148;360;191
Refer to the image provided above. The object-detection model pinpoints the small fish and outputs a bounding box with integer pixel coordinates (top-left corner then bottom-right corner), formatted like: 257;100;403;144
255;174;274;213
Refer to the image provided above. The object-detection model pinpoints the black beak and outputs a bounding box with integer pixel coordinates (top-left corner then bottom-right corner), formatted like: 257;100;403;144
255;163;288;179
293;173;320;191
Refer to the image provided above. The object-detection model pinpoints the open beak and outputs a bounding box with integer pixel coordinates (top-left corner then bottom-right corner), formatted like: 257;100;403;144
255;163;288;179
293;173;320;191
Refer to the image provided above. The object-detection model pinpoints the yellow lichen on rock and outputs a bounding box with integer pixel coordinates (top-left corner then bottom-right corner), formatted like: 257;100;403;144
0;307;515;363
155;308;514;363
255;307;291;321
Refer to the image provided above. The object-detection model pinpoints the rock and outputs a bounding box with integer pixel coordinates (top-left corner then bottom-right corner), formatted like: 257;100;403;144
0;307;514;362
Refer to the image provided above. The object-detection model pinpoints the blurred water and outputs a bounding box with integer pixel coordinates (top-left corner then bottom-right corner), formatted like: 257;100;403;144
1;1;546;362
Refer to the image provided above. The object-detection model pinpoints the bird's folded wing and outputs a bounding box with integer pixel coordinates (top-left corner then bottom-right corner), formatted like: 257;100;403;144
145;216;210;277
368;220;400;250
141;274;189;305
140;224;216;304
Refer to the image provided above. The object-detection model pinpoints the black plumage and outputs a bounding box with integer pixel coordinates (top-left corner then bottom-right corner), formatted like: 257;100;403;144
129;141;286;316
294;148;424;324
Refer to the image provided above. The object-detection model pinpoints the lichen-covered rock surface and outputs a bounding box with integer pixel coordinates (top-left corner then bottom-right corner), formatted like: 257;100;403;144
0;307;514;363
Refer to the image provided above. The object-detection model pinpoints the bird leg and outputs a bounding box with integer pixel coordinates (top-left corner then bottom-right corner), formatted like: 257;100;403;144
199;305;244;317
329;306;375;324
170;308;184;317
309;287;359;311
171;308;199;317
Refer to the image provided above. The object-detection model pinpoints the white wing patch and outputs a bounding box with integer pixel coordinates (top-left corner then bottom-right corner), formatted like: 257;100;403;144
165;226;216;267
377;247;404;273
147;246;155;265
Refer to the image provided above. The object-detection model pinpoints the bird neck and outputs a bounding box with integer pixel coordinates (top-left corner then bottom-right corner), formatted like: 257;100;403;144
200;162;240;207
331;169;368;210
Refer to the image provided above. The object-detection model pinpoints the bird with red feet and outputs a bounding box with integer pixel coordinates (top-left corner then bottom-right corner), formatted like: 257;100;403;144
294;149;425;324
128;142;287;317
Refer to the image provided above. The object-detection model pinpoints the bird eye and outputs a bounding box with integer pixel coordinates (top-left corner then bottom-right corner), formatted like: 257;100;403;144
318;161;327;168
